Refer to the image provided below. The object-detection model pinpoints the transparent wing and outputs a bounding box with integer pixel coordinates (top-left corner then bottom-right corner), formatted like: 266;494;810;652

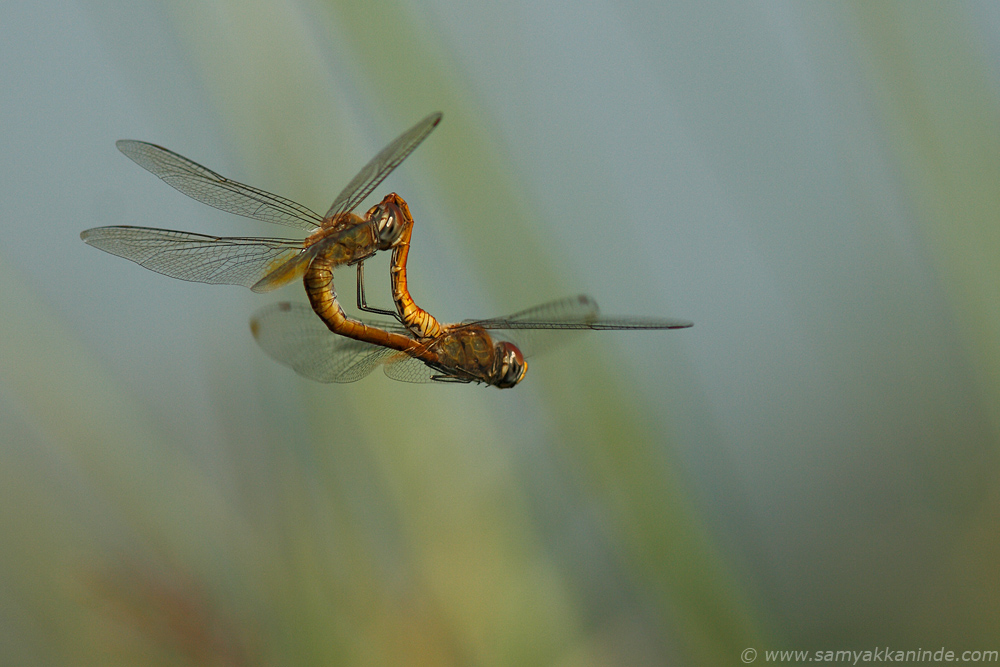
250;302;400;383
462;294;693;357
383;355;437;383
80;226;305;291
324;112;442;219
468;295;693;330
468;294;598;328
250;242;322;293
116;140;323;231
338;348;401;383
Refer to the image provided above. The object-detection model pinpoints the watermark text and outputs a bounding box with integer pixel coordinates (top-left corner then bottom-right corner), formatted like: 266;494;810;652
739;647;998;664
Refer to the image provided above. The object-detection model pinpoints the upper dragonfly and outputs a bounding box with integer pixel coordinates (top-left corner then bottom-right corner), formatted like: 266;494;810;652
250;295;694;389
81;112;444;335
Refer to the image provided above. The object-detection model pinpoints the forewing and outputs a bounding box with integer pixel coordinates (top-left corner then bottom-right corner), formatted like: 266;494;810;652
465;294;693;357
324;112;442;219
80;226;304;289
117;140;323;231
457;294;597;357
250;302;394;383
474;294;600;328
472;295;693;330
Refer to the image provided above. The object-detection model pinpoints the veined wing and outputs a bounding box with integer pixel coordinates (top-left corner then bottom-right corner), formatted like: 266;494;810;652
116;140;323;231
324;112;442;220
80;226;306;292
469;295;693;330
250;302;415;383
382;355;438;383
461;294;693;357
250;244;320;293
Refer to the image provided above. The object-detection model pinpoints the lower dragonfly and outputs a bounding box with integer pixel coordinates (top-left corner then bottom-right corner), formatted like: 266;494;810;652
250;295;693;389
80;112;444;337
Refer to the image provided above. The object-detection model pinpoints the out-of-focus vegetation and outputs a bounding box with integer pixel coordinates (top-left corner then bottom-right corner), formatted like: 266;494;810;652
2;1;999;664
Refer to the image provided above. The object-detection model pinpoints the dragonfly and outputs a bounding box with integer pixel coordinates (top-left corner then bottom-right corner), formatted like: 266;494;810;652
80;112;444;338
250;294;693;388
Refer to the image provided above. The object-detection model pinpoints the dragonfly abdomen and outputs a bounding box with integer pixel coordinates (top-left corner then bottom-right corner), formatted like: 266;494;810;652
304;246;432;358
302;223;379;330
390;216;442;338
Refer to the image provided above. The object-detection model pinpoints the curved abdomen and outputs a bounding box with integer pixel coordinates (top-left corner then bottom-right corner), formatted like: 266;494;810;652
391;222;442;339
305;224;425;354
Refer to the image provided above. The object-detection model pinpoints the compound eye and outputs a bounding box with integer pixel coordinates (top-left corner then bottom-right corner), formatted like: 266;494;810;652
494;342;527;388
376;207;405;248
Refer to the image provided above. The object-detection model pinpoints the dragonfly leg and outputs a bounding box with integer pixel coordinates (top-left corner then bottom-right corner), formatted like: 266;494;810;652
430;374;474;384
356;261;400;318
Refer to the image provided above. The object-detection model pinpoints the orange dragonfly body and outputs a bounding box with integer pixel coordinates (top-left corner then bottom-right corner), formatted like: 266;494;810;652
251;295;693;388
82;112;693;388
81;113;443;337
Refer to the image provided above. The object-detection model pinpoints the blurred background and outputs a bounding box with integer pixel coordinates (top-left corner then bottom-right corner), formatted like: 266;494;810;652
2;1;1000;664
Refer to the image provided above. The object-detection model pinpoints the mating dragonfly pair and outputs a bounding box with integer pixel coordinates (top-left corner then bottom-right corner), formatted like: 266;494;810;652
81;113;692;389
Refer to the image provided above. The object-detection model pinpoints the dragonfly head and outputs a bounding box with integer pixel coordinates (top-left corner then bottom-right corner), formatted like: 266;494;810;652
492;342;527;388
369;193;413;250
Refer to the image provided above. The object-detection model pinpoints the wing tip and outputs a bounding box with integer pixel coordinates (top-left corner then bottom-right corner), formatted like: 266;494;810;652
115;139;142;156
79;226;116;245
